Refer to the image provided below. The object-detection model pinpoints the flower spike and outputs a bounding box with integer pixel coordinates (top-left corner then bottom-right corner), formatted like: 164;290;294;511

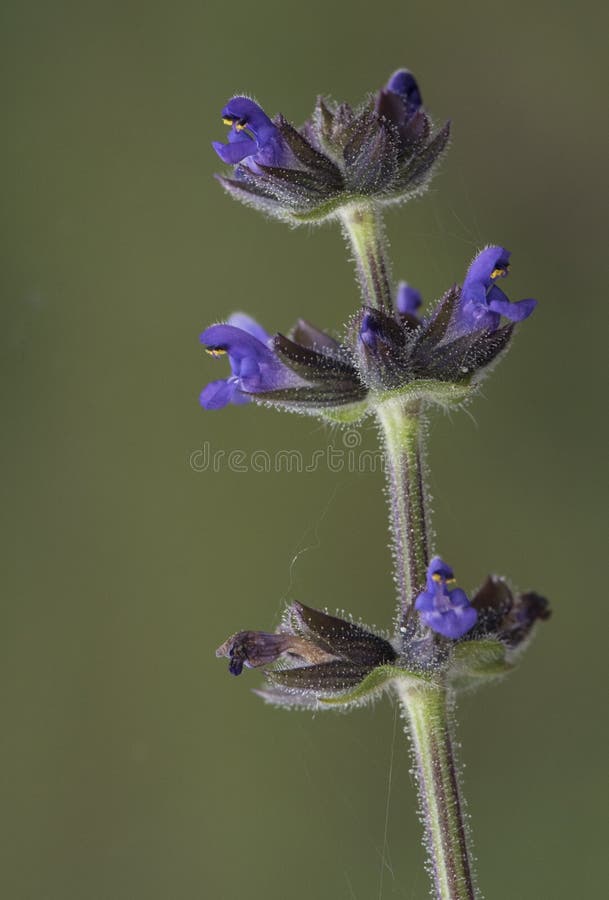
208;64;550;900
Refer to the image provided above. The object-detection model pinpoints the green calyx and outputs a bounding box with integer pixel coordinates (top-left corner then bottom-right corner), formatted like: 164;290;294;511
449;638;513;690
318;664;430;708
374;379;473;408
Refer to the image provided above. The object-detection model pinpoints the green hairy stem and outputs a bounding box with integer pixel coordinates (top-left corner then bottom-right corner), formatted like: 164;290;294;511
340;204;393;310
396;683;476;900
348;204;478;899
376;399;430;622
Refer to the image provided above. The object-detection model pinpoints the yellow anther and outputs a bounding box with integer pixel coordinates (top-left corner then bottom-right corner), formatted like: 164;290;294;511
222;116;249;132
446;577;457;585
432;573;443;583
206;348;227;358
490;266;509;280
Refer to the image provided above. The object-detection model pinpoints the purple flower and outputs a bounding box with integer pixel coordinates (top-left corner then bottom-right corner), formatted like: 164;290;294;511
212;97;289;173
200;313;299;410
356;306;409;388
415;557;477;639
454;246;537;335
396;281;422;318
375;68;432;149
385;69;423;118
359;311;382;350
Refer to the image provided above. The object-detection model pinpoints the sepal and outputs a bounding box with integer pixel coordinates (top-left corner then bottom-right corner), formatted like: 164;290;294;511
449;638;513;690
317;665;415;706
470;576;551;649
253;328;367;416
288;602;396;666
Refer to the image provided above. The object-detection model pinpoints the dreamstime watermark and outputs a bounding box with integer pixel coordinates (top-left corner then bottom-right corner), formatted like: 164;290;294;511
189;428;386;474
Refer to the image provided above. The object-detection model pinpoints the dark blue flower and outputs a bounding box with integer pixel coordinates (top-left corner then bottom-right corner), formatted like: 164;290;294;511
396;281;422;318
385;69;423;117
200;313;299;410
454;246;537;335
415;557;477;639
359;311;383;350
212;97;289;173
356;307;408;388
375;69;432;149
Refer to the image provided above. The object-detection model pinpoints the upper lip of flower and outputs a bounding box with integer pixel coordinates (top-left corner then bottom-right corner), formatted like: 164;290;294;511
396;282;423;318
199;314;299;410
426;556;455;585
385;69;423;111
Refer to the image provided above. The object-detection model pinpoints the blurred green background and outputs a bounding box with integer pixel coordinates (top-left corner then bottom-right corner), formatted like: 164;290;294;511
1;1;607;897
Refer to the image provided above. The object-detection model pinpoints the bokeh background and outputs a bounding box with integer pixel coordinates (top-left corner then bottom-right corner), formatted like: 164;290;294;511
1;1;607;898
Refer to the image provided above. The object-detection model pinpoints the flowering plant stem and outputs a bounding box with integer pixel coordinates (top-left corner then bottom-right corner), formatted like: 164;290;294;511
395;681;475;900
210;72;547;900
353;212;476;899
340;205;393;310
376;400;429;622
